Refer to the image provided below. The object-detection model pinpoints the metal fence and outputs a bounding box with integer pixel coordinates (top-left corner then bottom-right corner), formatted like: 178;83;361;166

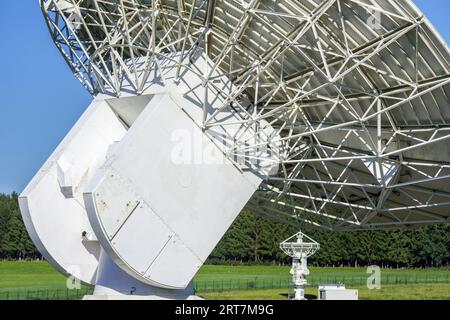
194;273;450;292
0;287;94;300
0;273;449;299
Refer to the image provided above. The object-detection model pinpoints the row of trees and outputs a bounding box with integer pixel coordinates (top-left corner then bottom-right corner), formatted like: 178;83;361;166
209;210;450;268
0;193;39;260
1;193;449;267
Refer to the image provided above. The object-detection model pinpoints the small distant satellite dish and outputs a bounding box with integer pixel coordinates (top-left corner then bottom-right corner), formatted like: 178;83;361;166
19;0;450;299
280;232;320;260
280;231;320;300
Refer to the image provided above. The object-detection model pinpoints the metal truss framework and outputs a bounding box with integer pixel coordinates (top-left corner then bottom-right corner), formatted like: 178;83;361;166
41;0;450;230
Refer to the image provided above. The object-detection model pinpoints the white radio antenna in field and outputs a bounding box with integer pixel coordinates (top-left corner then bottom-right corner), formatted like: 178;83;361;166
19;0;450;299
281;232;320;300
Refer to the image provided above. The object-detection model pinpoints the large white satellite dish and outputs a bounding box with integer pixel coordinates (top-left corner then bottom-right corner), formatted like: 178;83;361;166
19;0;450;298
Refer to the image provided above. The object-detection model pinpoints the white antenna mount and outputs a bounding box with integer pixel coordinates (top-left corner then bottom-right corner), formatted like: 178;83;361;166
280;231;320;300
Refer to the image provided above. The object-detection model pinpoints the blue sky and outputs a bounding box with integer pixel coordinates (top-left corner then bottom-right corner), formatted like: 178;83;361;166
0;1;449;194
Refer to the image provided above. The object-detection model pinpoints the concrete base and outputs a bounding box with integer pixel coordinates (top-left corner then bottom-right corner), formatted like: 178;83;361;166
85;249;202;300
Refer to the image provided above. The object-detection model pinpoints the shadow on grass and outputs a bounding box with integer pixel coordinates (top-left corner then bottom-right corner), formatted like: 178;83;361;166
279;292;317;300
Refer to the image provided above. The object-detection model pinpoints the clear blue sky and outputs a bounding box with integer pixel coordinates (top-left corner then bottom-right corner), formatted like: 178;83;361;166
0;1;449;194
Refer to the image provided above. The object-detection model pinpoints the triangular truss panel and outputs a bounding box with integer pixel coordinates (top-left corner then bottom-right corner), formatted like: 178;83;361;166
41;0;450;230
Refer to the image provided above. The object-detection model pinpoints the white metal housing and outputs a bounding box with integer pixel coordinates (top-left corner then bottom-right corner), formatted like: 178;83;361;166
318;284;359;300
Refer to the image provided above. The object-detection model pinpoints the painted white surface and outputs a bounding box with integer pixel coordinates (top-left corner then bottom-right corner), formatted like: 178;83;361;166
84;93;261;288
318;286;359;300
89;249;198;299
19;97;127;284
20;53;278;293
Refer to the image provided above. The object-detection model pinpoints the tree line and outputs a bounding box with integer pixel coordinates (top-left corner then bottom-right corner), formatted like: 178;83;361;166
1;193;449;267
0;193;39;260
210;210;450;268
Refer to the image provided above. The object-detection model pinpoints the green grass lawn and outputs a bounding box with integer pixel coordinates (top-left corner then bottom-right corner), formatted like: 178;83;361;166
195;265;450;290
197;264;450;281
201;284;450;300
0;261;69;292
0;261;449;299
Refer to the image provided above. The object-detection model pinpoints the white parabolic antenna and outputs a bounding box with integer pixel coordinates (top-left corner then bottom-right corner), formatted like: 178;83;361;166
19;0;450;298
280;232;320;300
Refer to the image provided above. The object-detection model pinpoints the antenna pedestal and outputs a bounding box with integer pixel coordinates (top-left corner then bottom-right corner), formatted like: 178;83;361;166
291;257;309;300
83;250;201;300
